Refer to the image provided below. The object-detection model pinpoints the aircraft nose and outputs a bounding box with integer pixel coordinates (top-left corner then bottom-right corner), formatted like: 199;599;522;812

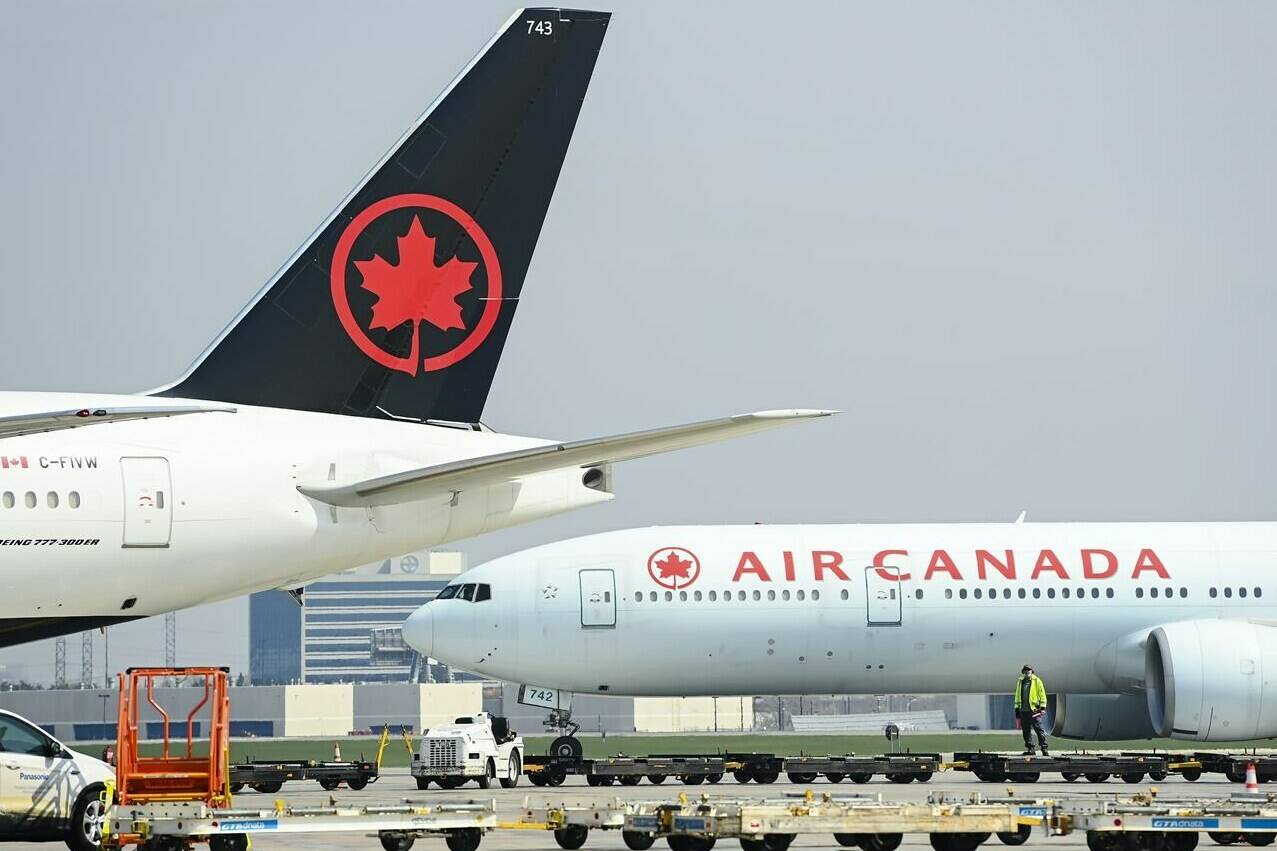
402;604;434;657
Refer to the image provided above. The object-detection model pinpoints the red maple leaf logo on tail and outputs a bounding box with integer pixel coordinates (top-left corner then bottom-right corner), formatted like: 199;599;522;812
355;215;476;333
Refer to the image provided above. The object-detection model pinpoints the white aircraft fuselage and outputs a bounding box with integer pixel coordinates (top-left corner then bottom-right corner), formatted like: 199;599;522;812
409;523;1277;741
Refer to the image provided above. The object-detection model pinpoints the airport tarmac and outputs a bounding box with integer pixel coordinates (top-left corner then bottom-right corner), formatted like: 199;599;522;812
19;768;1246;851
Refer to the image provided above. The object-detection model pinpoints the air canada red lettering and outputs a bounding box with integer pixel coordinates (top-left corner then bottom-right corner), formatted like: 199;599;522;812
976;549;1015;580
925;550;962;580
1031;549;1068;580
783;551;797;582
1081;549;1118;579
732;552;772;582
1132;548;1170;579
813;550;849;581
872;549;911;581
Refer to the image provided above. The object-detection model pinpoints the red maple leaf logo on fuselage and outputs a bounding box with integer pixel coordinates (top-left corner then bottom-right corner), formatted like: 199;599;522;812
647;547;701;589
655;552;693;580
354;215;476;333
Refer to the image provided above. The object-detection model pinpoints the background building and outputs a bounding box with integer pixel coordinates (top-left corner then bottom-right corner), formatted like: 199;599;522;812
249;550;464;685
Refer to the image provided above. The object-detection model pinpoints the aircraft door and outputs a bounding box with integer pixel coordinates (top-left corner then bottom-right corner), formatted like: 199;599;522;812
864;565;902;626
121;457;173;547
578;569;616;628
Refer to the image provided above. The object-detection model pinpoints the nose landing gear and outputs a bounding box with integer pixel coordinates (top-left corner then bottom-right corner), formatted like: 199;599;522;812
546;708;582;760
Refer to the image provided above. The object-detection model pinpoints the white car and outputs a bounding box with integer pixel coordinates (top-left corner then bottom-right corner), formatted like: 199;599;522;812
0;709;113;851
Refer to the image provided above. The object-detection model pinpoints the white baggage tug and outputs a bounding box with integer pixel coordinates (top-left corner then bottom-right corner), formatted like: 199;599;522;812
411;714;524;790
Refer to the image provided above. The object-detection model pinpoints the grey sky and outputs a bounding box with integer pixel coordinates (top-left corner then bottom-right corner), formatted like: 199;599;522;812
2;1;1275;683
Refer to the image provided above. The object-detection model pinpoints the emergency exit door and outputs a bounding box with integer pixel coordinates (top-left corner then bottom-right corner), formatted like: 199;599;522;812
579;569;616;628
864;565;902;626
121;457;172;547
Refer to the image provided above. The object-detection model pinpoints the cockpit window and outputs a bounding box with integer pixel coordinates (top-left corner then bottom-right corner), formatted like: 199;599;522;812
436;585;460;600
458;583;476;602
474;583;491;602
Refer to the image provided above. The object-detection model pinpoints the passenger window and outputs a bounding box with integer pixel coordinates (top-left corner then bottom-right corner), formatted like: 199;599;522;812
1003;589;1011;599
1179;587;1187;598
1209;587;1218;598
24;491;35;508
1062;589;1071;599
1090;588;1099;599
458;584;476;602
752;590;761;601
679;591;688;601
812;590;821;601
0;716;50;756
1105;588;1114;598
974;589;982;600
1136;588;1144;599
634;592;642;602
47;491;58;509
664;591;673;602
795;590;805;601
68;490;80;509
708;591;717;601
1032;588;1041;599
737;590;746;601
694;590;702;601
474;584;491;602
1017;589;1026;599
1047;588;1056;599
959;589;968;599
1224;587;1233;598
1149;588;1158;599
1256;587;1263;598
1;491;11;509
767;590;776;601
915;589;923;600
945;589;954;599
1240;587;1248;598
649;591;657;602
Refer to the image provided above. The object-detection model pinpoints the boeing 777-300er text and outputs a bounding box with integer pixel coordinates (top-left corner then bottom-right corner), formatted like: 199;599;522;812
406;522;1277;751
0;9;832;647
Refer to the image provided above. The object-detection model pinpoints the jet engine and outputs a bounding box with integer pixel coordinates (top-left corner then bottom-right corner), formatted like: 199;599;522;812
1052;693;1157;740
1145;619;1277;740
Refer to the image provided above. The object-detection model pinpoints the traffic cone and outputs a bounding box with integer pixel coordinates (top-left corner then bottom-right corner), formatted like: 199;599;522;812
1246;762;1259;792
333;741;342;762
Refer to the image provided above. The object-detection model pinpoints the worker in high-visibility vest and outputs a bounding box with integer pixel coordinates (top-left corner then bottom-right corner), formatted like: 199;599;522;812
1014;664;1049;756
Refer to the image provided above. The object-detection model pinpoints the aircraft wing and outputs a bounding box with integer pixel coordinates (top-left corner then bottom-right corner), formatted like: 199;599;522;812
0;404;235;439
298;409;836;508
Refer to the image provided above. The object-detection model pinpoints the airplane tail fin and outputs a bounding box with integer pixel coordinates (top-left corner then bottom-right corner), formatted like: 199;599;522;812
156;8;610;425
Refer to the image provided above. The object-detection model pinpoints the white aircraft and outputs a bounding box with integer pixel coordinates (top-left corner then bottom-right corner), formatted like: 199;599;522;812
0;8;833;648
405;521;1277;752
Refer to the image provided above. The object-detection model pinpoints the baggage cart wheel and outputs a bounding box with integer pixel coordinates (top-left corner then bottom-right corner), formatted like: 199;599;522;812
251;781;283;794
848;773;873;784
754;770;780;784
825;773;844;784
707;772;724;784
347;776;369;791
1209;834;1243;845
834;835;862;848
786;772;817;784
619;775;642;786
930;834;985;851
1061;772;1081;782
555;825;589;850
862;834;904;851
886;773;912;784
648;773;668;785
446;828;483;851
624;832;656;851
1227;767;1248;783
1167;835;1199;851
763;834;795;851
380;834;417;851
319;778;340;791
1245;836;1275;847
500;753;521;788
1085;773;1111;783
683;774;705;785
1149;771;1168;782
416;776;431;790
529;771;548;787
209;835;250;851
586;774;603;787
1087;831;1122;851
546;768;567;787
740;840;766;851
997;827;1032;846
229;783;245;793
732;769;752;784
916;770;934;783
1017;772;1040;783
668;838;716;851
1121;772;1145;784
1181;768;1202;782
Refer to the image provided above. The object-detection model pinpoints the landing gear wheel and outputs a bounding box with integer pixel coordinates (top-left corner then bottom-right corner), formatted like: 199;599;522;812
445;828;482;851
648;774;667;785
320;778;341;791
707;773;724;784
1061;772;1081;783
825;773;844;784
849;773;873;784
500;753;521;789
551;736;584;760
624;832;657;851
997;827;1032;846
1085;773;1111;784
834;835;862;848
415;776;431;790
555;825;590;850
1209;834;1243;846
67;789;107;851
380;834;417;851
347;777;369;791
861;834;904;851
